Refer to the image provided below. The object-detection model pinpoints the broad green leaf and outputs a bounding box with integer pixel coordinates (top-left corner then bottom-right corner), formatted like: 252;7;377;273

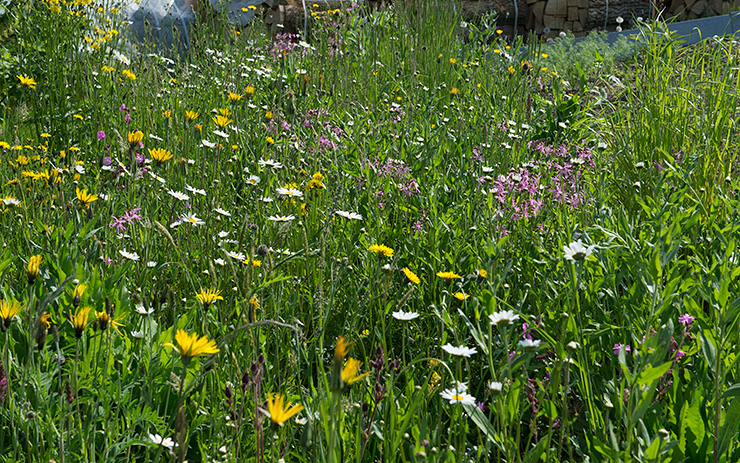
718;397;740;458
637;362;672;386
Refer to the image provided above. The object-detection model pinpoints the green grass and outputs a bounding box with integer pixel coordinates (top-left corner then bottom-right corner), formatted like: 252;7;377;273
1;0;740;462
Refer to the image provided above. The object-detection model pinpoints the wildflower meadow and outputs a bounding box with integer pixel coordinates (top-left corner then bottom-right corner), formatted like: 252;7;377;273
2;0;740;461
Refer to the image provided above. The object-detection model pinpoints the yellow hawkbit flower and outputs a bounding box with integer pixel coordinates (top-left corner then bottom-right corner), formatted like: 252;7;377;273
69;306;92;338
128;130;144;146
341;358;370;385
27;255;42;284
185;110;199;121
72;284;86;307
245;85;255;96
334;336;352;361
149;148;173;164
368;244;394;258
164;329;220;364
0;299;22;332
453;292;470;301
212;115;232;128
267;394;304;426
437;271;462;280
228;92;242;102
195;287;223;308
450;87;460;96
402;267;420;284
76;187;99;209
122;69;136;80
17;75;37;89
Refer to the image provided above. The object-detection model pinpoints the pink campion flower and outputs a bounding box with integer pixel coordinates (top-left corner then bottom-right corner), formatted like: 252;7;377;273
97;131;106;140
613;343;631;356
678;314;695;327
675;350;686;360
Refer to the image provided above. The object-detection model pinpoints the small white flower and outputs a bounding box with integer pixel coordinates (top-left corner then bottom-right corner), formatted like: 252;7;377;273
268;215;295;222
227;251;246;261
261;196;274;203
276;187;303;198
146;261;157;268
218;231;230;238
518;339;541;350
563;240;596;262
488;381;503;392
119;249;140;262
182;214;205;226
440;387;476;405
489;310;520;327
135;304;154;315
167;190;190;202
214;208;231;217
258;159;283;169
202;140;216;148
214;258;226;266
392;310;419;321
246;175;261;185
441;344;477;357
185;185;206;196
213;130;229;139
2;198;21;206
149;172;166;184
131;330;144;339
148;433;175;449
335;210;363;220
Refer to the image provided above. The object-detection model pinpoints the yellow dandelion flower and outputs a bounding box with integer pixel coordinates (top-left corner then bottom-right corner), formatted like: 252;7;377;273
342;358;370;385
69;306;92;338
402;267;420;284
228;92;242;102
212;115;232;128
368;244;394;258
437;271;462;280
185;110;199;121
453;292;470;301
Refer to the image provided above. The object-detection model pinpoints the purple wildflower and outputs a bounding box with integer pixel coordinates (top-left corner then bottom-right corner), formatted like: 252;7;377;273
613;343;631;356
97;131;106;140
678;314;695;327
0;364;6;403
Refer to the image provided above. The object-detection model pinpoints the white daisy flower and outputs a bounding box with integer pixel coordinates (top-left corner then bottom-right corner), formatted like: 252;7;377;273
335;210;363;220
148;172;166;184
167;190;190;202
268;215;295;222
135;304;154;315
217;231;229;238
227;251;246;261
146;261;157;268
202;140;216;148
182;214;205;226
214;258;226;266
2;198;21;206
131;330;144;339
276;187;303;198
518;339;541;350
261;196;274;203
148;433;175;449
441;344;477;357
258;159;283;169
214;208;231;217
246;175;261;185
213;130;229;139
563;240;596;262
119;249;140;262
488;381;503;392
489;310;520;327
185;185;206;196
392;310;419;321
440;387;477;405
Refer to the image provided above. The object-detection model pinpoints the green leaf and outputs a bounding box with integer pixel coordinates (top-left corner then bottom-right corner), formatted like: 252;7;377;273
722;383;740;400
463;403;503;452
699;329;716;375
637;361;672;386
717;397;740;458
